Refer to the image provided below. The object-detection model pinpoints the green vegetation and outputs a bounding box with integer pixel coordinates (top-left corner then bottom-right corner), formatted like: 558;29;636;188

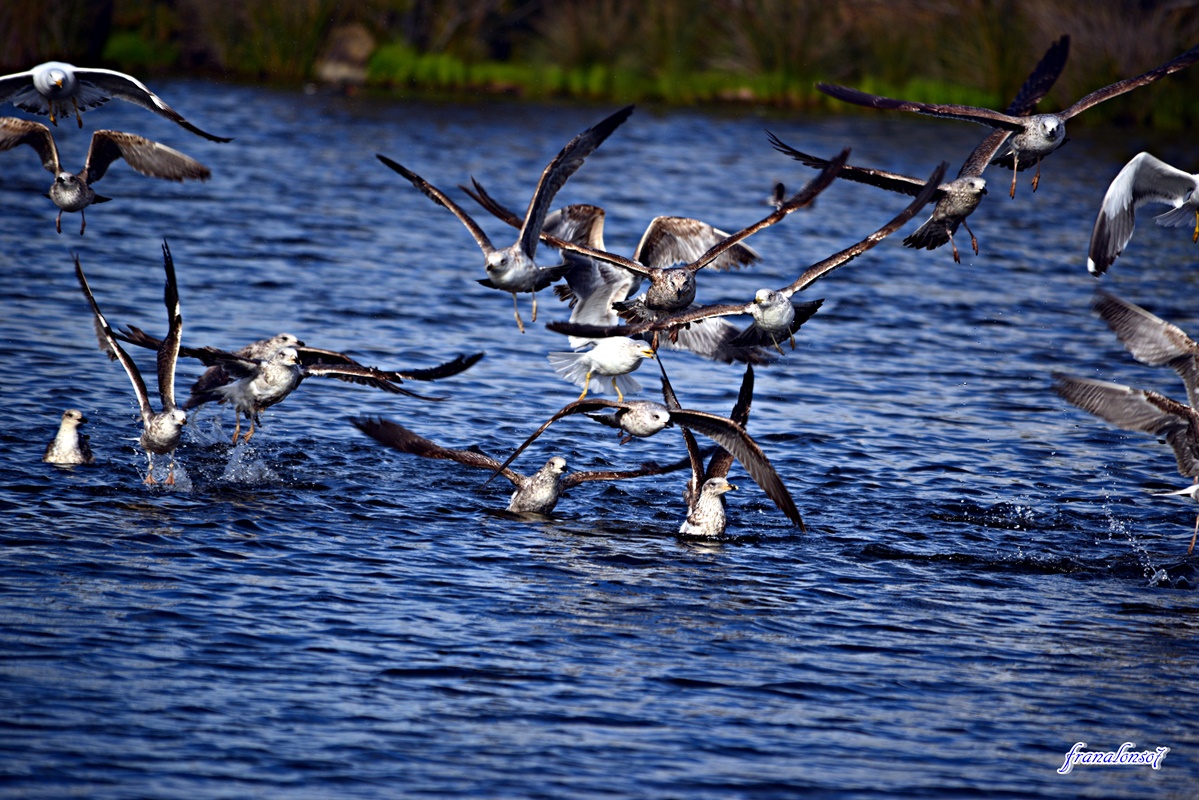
3;0;1198;127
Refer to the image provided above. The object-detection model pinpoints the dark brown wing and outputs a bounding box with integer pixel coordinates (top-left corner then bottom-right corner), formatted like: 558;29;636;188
300;362;442;399
84;130;210;185
670;407;804;529
517;105;632;260
1061;42;1199;120
351;416;524;488
706;364;755;482
157;240;183;413
0;116;58;173
392;352;485;381
74;255;154;422
768;130;939;198
817;83;1026;131
782;161;947;296
377;154;496;256
483;399;627;486
564;450;697;488
685;148;849;275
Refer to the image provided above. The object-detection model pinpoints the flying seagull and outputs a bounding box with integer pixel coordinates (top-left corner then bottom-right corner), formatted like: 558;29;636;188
772;36;1070;261
376;104;634;333
484;359;804;529
818;40;1199;197
0;117;211;234
461;184;779;364
75;242;187;484
1091;290;1199;409
1053;373;1199;554
117;327;483;444
42;409;94;466
546;161;947;353
0;61;231;141
351;417;695;515
1087;152;1199;275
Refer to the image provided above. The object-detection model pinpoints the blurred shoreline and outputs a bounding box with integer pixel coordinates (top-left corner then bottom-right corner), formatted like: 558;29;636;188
3;0;1198;127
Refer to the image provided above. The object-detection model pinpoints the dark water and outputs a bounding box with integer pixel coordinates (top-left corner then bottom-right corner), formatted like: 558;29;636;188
1;80;1198;798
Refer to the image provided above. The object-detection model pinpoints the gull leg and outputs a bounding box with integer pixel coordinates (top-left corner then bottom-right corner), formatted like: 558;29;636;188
1189;514;1198;556
577;369;594;401
230;414;242;445
143;454;157;485
531;292;538;323
73;97;83;128
1031;158;1042;193
166;456;176;486
56;210;63;234
1192;209;1198;244
949;232;961;264
79;209;86;236
511;293;525;334
243;417;257;444
613;379;625;404
962;219;979;255
1009;156;1018;199
788;333;796;352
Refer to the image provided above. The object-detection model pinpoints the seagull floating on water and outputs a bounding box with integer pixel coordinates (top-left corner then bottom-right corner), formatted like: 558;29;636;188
0;61;231;141
43;409;94;466
0;117;211;234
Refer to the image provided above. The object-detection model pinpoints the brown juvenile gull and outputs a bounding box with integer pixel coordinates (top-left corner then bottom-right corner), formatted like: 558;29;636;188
484;360;804;529
351;417;695;515
0;61;231;140
461;181;781;364
75;242;186;484
117;327;483;444
818;40;1199;198
0;117;211;234
547;162;947;354
1091;290;1199;409
42;409;94;466
1087;152;1199;276
771;37;1070;261
1053;373;1199;554
376;105;633;333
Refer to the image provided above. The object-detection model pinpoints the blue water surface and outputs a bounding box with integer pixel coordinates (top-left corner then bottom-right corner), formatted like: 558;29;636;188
1;79;1197;799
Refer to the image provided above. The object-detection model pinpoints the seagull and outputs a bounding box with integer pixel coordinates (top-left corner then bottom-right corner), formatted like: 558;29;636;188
42;409;94;466
75;242;187;484
0;117;211;234
1087;152;1199;275
484;359;804;529
376;104;634;332
768;35;1069;262
461;180;785;364
673;361;755;538
0;61;231;141
117;327;484;444
547;336;657;402
1052;373;1199;554
817;39;1199;197
546;162;947;353
350;417;695;515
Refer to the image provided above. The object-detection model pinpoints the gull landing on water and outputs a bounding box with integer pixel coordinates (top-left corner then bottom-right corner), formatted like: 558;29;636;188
377;105;634;333
0;117;211;234
0;61;232;141
350;417;694;515
75;242;187;485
